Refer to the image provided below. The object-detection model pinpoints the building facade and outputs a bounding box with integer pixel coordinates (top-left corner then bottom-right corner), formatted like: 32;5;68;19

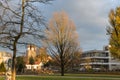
26;44;38;64
80;49;120;71
26;62;43;70
0;51;12;64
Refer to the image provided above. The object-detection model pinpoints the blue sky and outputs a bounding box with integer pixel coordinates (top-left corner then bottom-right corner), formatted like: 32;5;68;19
40;0;120;51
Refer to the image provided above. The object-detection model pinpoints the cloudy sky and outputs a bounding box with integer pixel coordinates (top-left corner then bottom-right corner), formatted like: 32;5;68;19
1;0;120;53
40;0;120;51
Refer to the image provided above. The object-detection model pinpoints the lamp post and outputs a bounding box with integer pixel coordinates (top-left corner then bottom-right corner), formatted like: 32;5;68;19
108;45;112;71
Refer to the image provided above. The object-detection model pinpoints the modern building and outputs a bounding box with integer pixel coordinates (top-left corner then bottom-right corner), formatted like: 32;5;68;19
80;47;120;71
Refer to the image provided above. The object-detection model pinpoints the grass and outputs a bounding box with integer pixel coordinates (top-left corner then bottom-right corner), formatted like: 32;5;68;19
0;73;120;80
17;76;91;80
65;73;120;78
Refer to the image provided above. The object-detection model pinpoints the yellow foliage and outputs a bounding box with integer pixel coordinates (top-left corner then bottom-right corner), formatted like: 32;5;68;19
108;7;120;59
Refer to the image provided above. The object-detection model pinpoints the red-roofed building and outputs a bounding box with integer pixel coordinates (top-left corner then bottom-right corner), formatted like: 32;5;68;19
25;44;51;71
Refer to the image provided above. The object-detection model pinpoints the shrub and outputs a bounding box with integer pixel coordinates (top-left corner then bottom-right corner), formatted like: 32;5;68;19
0;62;6;72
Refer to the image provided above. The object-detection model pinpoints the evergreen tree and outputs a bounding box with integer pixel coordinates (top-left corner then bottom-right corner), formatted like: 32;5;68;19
29;56;35;65
0;62;6;72
16;56;26;73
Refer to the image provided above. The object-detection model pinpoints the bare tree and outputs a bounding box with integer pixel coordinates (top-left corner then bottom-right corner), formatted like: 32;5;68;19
0;0;52;80
45;12;80;76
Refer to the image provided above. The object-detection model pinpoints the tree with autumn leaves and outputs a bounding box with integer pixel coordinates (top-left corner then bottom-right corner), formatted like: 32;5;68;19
45;12;80;76
36;47;50;64
107;7;120;59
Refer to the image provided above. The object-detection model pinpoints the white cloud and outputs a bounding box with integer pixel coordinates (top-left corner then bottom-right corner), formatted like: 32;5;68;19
42;0;120;51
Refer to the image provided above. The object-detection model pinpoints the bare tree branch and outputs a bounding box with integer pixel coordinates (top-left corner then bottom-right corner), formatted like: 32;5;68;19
0;0;53;80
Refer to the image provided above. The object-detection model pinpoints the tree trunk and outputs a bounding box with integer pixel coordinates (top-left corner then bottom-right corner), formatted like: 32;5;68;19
60;53;64;76
61;62;64;76
11;44;17;80
11;0;25;80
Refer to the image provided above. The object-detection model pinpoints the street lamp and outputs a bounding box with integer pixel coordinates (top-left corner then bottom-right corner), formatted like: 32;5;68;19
108;45;112;71
108;45;111;48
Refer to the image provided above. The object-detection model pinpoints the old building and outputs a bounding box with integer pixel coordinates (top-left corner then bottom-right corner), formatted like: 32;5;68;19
25;44;51;71
26;44;37;64
0;51;12;64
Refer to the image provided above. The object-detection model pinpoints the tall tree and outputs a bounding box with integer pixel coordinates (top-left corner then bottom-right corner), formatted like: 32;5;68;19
0;0;52;80
45;12;80;76
107;7;120;59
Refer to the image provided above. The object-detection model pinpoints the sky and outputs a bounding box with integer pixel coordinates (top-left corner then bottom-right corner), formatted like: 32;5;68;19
40;0;120;51
0;0;120;53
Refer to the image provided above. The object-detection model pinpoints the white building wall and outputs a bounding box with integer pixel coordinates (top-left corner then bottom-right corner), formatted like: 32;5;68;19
81;49;120;71
0;51;12;64
26;62;43;70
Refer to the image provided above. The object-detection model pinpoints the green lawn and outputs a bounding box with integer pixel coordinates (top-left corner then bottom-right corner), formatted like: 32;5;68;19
17;76;94;80
0;76;114;80
65;73;120;78
0;74;120;80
